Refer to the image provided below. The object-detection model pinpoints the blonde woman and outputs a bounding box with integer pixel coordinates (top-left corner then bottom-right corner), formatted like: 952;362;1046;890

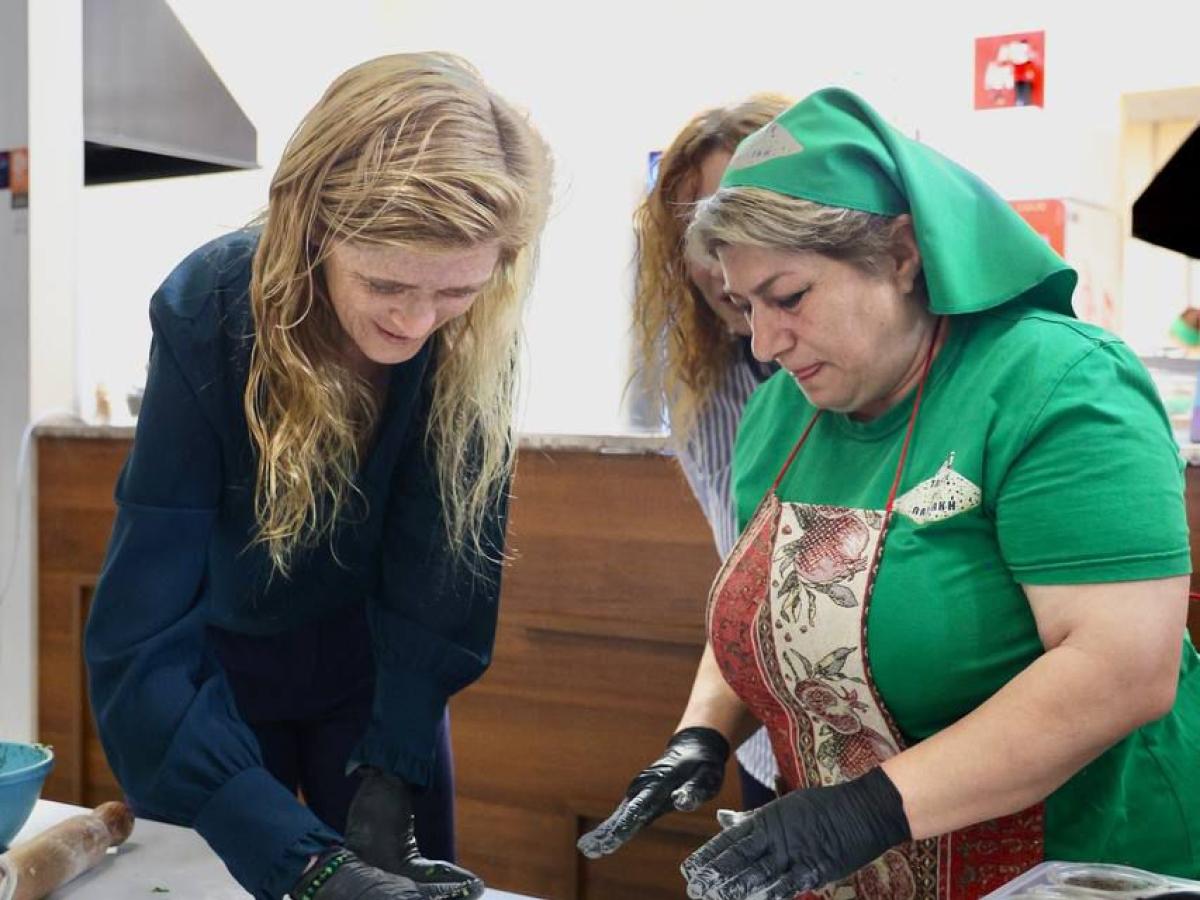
586;97;789;850
84;54;551;900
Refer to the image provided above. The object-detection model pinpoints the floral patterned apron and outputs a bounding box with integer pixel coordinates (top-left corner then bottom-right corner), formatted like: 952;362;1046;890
707;322;1043;899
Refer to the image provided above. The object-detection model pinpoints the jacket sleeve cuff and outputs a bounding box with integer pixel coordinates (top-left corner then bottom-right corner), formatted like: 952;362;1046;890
349;668;445;789
192;767;339;899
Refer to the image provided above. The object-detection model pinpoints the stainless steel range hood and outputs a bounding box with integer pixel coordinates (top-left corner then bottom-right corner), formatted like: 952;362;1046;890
84;0;258;184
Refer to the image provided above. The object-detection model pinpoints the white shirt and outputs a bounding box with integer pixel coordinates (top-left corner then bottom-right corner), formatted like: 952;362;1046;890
672;340;779;790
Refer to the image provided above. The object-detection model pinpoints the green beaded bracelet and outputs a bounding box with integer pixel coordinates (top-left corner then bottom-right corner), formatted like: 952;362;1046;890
296;850;352;900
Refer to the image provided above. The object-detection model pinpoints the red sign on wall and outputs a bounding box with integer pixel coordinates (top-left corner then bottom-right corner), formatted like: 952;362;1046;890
1011;199;1065;256
975;31;1045;109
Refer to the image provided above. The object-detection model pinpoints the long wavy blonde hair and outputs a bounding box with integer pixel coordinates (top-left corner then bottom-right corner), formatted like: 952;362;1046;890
245;53;552;578
633;95;790;441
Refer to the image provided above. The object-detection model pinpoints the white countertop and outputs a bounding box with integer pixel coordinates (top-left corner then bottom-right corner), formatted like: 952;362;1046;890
9;801;536;900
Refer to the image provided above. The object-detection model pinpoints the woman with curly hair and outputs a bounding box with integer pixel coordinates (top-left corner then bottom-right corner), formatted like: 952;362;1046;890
598;96;791;838
85;53;551;900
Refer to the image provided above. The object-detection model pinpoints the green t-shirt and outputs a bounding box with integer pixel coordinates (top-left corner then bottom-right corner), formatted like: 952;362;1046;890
733;305;1199;877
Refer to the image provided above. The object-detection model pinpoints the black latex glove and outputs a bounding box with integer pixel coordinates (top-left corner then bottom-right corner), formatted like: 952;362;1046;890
577;726;730;859
680;766;911;900
344;768;484;900
290;849;475;900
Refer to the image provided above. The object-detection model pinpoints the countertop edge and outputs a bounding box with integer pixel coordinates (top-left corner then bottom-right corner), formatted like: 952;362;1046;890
34;420;672;455
34;420;1200;465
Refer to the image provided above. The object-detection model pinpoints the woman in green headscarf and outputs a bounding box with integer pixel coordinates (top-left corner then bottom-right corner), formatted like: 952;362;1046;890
578;88;1199;899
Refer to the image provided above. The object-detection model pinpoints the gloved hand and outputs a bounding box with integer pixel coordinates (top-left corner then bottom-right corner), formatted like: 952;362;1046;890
680;766;912;900
576;726;730;859
290;849;475;900
344;768;483;900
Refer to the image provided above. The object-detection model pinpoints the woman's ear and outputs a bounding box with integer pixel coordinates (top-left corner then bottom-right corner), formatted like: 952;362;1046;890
889;214;922;296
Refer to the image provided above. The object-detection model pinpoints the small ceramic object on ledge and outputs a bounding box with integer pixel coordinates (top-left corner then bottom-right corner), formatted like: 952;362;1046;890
93;385;111;426
126;386;144;418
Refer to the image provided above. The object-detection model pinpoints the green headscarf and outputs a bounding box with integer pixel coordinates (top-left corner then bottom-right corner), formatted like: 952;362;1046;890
720;87;1077;316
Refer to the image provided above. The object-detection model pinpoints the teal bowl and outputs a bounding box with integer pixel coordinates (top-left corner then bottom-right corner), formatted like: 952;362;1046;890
0;742;54;850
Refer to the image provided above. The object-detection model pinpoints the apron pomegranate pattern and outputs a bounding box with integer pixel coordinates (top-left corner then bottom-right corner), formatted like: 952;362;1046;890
709;444;1044;900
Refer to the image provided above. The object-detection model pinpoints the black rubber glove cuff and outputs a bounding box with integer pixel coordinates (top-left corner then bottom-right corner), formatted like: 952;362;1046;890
672;726;731;758
626;727;730;798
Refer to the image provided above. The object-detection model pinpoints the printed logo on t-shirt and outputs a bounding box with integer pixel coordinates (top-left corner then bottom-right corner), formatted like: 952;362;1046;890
727;122;805;172
895;452;981;524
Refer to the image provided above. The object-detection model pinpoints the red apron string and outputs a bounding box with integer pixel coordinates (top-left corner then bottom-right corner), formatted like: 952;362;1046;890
769;410;823;493
883;317;946;516
769;317;947;498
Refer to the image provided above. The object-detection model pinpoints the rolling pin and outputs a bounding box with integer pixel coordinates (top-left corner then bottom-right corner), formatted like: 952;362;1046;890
0;802;134;900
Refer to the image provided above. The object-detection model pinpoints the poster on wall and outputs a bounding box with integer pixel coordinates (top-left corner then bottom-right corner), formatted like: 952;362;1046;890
1063;200;1122;335
975;31;1045;109
9;147;28;209
647;150;662;193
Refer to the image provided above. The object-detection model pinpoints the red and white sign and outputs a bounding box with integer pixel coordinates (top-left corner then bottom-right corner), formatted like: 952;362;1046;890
975;31;1045;110
1011;198;1065;256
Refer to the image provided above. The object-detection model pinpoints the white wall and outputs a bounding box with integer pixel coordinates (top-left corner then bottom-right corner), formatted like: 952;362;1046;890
0;0;32;742
1121;116;1200;353
29;0;81;421
7;0;1200;743
73;0;1200;436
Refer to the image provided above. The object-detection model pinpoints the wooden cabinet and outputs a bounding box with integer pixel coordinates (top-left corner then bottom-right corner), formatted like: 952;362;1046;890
37;437;127;809
35;435;1200;899
451;450;736;899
